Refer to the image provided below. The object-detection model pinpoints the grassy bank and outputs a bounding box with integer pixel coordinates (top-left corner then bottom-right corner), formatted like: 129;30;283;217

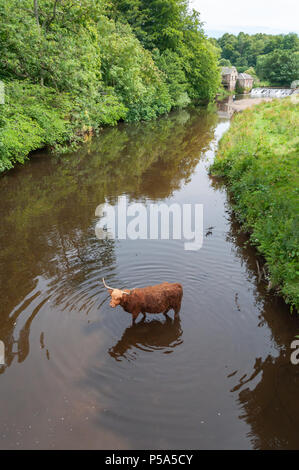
211;98;299;311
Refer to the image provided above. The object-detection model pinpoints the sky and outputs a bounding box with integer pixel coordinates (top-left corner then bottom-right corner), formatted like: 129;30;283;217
191;0;299;37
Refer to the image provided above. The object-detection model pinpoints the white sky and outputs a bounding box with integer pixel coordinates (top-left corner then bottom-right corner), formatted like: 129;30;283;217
191;0;299;36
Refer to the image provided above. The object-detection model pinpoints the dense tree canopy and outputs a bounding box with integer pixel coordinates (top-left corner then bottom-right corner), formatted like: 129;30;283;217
217;31;299;86
0;0;221;172
217;32;299;70
256;50;299;86
110;0;200;51
110;0;221;103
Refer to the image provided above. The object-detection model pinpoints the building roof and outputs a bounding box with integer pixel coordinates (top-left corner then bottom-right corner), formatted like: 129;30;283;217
221;66;238;76
238;73;253;80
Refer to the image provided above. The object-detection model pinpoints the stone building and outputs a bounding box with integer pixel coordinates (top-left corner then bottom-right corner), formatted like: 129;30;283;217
237;73;254;92
221;67;254;93
221;66;239;91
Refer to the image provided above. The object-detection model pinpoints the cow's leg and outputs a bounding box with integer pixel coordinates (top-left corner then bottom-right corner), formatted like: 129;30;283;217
174;301;181;317
163;308;170;319
131;311;139;324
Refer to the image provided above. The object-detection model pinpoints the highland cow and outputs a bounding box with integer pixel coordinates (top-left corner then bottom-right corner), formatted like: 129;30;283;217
103;279;183;322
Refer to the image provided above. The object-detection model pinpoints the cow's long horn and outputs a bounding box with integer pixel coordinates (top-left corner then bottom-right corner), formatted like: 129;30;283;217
102;278;129;294
102;278;114;290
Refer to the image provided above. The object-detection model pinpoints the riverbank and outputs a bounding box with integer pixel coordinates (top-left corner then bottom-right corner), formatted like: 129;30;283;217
0;1;221;174
0;81;218;174
0;80;127;173
211;98;299;311
231;97;273;112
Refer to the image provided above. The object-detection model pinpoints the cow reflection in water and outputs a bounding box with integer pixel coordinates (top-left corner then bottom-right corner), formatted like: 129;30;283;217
109;315;183;361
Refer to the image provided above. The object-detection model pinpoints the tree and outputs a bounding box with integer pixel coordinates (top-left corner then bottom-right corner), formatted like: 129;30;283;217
153;49;190;108
256;49;299;86
98;20;172;121
0;0;222;173
0;0;103;93
217;31;299;72
111;0;221;103
111;0;198;51
219;58;232;67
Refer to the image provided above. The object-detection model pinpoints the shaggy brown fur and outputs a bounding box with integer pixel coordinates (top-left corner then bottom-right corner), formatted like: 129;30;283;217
107;282;183;322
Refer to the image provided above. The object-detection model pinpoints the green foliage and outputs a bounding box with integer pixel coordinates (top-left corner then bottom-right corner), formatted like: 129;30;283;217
256;50;299;86
0;0;220;172
111;0;221;103
0;79;128;172
98;19;171;121
219;58;232;67
211;98;299;310
217;32;299;85
0;81;73;171
111;0;196;52
182;37;221;103
153;49;190;108
244;67;258;81
0;0;103;93
244;67;271;88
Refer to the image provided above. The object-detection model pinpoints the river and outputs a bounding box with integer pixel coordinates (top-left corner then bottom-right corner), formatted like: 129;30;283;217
0;104;299;449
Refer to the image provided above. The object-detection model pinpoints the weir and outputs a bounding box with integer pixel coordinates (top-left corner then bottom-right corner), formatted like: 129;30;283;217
251;87;296;98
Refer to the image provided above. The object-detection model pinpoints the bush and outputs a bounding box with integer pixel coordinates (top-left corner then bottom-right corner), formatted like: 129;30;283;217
211;98;299;311
0;80;128;172
0;81;74;171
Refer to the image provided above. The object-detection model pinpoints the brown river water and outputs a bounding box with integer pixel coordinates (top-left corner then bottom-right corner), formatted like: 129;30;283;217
0;105;299;449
